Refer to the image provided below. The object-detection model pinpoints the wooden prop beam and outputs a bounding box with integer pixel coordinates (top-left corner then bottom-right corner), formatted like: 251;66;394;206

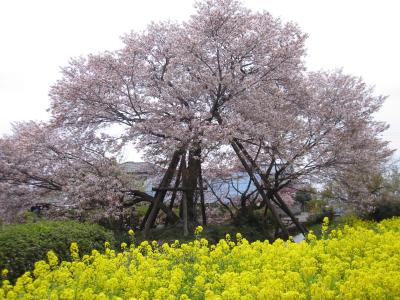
165;156;184;226
234;139;307;235
181;157;189;236
123;189;179;223
273;191;308;235
198;161;207;226
143;150;183;238
230;141;289;238
152;187;207;192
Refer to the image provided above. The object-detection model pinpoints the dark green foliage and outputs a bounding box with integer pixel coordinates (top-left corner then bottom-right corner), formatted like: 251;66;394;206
305;199;327;214
129;221;273;246
369;199;400;221
0;220;114;282
366;166;400;220
232;208;264;228
295;190;312;204
305;207;335;227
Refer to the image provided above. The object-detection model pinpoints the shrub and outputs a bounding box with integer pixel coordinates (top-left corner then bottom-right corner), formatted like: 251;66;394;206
294;190;312;210
364;198;400;221
0;220;114;282
306;207;334;226
304;199;326;214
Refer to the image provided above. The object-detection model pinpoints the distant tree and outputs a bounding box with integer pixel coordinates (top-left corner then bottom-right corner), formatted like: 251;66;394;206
322;162;400;218
295;190;312;211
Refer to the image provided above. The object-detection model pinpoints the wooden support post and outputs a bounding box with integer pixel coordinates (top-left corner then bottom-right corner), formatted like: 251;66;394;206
230;141;289;238
165;156;184;226
198;156;207;226
126;190;179;224
181;155;189;237
263;203;268;217
273;191;308;234
140;202;153;230
193;190;198;227
213;113;287;235
144;150;183;238
233;139;306;235
182;191;189;237
152;187;207;192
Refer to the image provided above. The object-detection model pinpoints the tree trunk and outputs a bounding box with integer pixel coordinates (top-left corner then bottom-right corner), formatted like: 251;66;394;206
180;156;190;236
165;156;184;226
182;191;189;237
198;162;207;226
240;195;247;211
185;149;200;222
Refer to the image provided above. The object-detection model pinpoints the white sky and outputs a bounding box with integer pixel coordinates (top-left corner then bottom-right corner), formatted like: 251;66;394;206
1;0;399;161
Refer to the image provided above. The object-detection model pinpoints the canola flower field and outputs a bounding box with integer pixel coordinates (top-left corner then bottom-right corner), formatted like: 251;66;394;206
1;217;400;299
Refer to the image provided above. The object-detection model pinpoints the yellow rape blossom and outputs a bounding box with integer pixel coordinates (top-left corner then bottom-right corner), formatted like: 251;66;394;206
2;218;400;299
194;225;203;235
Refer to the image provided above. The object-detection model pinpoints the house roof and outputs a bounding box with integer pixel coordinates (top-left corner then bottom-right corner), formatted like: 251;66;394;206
120;161;163;175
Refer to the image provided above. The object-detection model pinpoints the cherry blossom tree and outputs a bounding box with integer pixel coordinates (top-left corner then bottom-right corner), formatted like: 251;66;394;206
2;0;391;236
48;0;309;236
0;121;130;222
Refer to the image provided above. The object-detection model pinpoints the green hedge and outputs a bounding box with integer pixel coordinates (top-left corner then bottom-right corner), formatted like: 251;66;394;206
0;220;114;282
369;199;400;221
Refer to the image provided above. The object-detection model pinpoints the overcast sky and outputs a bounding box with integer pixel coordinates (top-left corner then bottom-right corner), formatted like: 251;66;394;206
1;0;399;161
